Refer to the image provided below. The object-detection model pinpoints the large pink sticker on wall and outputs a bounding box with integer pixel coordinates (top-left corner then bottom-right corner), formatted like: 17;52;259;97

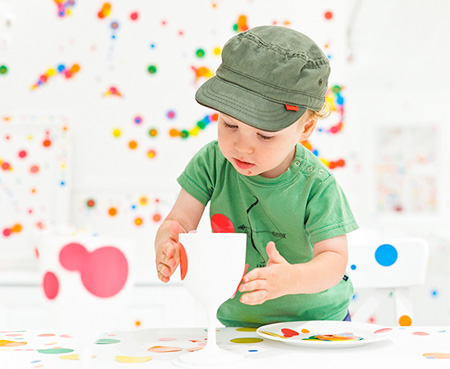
59;242;129;298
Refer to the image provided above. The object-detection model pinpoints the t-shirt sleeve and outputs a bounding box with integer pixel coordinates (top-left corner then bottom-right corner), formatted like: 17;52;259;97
176;143;216;206
305;175;359;244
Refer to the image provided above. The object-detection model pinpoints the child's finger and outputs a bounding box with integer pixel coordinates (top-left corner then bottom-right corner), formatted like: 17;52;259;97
239;279;265;293
157;262;173;277
240;290;267;305
242;268;265;284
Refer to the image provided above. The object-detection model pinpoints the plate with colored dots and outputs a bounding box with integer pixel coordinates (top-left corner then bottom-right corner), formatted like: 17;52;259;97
257;321;392;348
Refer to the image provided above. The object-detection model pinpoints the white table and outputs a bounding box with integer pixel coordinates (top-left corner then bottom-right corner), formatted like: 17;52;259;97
1;325;449;368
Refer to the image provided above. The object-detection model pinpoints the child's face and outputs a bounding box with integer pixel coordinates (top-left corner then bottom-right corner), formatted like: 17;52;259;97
217;112;313;178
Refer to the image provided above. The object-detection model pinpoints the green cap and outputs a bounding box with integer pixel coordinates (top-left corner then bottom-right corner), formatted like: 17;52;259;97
195;26;330;132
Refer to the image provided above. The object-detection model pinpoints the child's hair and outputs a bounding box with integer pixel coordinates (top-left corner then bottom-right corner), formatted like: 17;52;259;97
309;101;332;120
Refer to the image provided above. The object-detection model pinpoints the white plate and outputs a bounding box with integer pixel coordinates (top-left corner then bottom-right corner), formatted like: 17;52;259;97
257;321;393;348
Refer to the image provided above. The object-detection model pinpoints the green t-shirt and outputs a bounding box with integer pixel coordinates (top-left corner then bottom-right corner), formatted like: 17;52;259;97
177;141;359;327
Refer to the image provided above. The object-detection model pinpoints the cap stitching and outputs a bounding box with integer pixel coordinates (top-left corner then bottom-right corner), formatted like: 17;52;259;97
219;66;326;103
241;32;329;67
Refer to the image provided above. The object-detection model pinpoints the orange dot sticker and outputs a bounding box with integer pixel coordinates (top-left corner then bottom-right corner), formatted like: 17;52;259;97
399;315;412;326
147;346;182;353
134;217;143;226
423;353;450;359
30;165;40;174
11;224;22;233
128;140;138;150
108;207;117;216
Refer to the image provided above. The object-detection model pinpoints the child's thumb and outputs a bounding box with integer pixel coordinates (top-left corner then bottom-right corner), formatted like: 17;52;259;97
266;241;283;263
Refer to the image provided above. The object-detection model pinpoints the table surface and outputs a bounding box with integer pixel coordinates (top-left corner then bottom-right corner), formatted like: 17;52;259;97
1;324;449;369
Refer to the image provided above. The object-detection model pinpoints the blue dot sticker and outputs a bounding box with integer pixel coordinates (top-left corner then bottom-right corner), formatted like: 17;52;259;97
375;244;398;266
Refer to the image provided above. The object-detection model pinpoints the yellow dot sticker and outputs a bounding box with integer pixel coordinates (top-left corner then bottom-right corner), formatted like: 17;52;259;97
230;337;263;344
115;355;152;363
235;327;257;332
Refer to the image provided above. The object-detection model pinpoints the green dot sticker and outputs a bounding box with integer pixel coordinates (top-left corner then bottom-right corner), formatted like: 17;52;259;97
196;49;205;58
147;65;157;74
96;338;120;345
37;348;74;354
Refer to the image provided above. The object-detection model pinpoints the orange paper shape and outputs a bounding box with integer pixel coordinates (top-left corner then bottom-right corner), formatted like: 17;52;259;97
179;242;188;280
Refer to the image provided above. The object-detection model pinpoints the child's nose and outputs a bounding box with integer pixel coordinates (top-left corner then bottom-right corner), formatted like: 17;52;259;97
234;136;253;154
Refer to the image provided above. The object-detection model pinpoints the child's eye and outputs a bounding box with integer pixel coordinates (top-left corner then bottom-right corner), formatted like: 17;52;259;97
257;133;273;141
223;122;238;129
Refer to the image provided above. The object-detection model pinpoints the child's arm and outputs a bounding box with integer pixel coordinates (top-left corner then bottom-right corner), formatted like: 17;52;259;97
238;235;348;305
154;189;205;283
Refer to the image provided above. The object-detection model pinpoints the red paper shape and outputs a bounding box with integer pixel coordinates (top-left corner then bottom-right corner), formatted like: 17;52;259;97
179;242;188;280
211;213;235;233
281;328;300;338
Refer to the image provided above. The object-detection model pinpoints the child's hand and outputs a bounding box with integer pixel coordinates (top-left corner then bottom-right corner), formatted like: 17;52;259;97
238;241;295;305
155;221;183;283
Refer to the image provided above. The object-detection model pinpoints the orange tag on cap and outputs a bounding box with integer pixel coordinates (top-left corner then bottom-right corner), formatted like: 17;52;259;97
284;104;299;111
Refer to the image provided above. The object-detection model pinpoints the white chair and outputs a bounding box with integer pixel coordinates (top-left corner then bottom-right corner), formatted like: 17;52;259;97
347;236;429;326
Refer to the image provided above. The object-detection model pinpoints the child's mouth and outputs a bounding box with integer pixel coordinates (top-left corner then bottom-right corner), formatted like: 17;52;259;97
234;158;255;170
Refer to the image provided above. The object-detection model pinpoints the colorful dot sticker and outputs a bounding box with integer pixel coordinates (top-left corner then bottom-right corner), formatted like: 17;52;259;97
60;354;97;360
423;353;450;359
230;338;263;344
42;271;59;300
211;213;235;233
115;355;152;363
59;243;128;298
0;340;27;347
147;346;182;353
375;244;398;266
37;348;74;354
399;315;412;326
374;328;392;334
96;338;121;344
235;328;257;332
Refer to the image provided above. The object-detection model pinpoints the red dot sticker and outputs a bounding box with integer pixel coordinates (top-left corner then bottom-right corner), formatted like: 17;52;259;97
43;271;59;300
374;328;392;334
211;214;235;233
324;11;333;20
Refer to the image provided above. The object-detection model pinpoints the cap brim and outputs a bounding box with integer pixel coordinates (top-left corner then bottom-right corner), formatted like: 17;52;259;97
195;76;306;132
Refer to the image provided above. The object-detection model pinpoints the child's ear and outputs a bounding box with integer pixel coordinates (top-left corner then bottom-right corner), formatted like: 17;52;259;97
299;116;318;140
